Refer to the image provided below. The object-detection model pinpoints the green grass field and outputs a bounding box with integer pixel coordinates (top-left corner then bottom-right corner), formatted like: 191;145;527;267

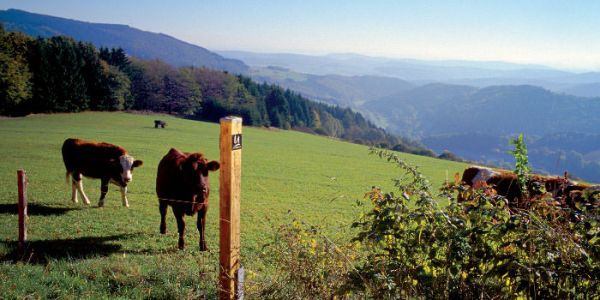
0;112;466;298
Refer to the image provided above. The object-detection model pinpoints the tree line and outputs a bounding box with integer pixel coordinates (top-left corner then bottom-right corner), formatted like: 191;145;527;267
0;25;435;156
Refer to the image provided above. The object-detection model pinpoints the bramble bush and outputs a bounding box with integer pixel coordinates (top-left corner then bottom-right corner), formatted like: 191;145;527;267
248;218;362;299
252;148;599;299
350;149;599;299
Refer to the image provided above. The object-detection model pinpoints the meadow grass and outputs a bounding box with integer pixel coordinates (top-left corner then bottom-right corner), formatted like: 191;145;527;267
0;112;466;298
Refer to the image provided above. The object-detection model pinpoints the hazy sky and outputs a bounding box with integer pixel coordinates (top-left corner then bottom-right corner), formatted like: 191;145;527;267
2;0;600;70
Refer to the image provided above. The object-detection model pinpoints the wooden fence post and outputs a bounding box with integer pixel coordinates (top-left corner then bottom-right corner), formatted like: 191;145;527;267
17;169;27;254
219;116;243;300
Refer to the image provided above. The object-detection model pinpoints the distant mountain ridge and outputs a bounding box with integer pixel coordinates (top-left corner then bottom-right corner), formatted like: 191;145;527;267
220;50;600;97
365;84;600;137
0;9;248;74
248;66;414;108
220;50;580;81
364;84;600;181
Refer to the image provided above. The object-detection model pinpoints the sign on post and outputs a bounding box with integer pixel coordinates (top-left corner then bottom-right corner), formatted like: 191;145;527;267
17;169;27;254
219;116;243;300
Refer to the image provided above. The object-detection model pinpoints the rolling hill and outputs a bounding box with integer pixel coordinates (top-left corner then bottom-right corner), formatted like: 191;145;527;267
220;50;600;97
0;9;248;74
248;66;414;107
367;85;600;137
2;9;598;180
365;84;600;181
0;112;466;298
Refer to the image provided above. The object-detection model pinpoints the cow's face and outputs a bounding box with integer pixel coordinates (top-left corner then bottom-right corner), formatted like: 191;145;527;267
114;155;143;185
182;155;220;202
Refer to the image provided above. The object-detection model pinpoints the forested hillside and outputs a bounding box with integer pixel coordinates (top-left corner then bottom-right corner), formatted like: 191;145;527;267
0;25;433;156
367;84;600;137
371;84;600;181
248;66;415;108
0;9;248;74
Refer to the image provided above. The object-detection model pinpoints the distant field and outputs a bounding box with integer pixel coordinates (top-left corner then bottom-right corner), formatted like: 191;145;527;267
0;112;465;298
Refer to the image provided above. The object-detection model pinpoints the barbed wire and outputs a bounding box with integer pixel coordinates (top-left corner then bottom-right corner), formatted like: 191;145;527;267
158;197;201;205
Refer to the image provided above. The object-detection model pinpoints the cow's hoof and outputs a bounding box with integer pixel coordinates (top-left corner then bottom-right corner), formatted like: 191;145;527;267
98;202;104;208
178;240;185;250
199;245;208;252
160;226;166;234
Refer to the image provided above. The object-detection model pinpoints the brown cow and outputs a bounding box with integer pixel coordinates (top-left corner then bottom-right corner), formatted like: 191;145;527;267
62;138;143;207
156;148;220;250
459;166;594;209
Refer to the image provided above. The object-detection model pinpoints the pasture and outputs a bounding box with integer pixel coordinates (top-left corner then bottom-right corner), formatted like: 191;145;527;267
0;112;466;298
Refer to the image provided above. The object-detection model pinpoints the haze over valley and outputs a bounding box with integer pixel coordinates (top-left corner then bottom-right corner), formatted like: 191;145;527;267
2;4;600;181
2;2;600;298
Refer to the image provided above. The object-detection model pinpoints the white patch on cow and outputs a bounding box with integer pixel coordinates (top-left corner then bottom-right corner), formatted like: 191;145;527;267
120;155;135;183
76;180;91;205
472;166;500;183
120;186;129;207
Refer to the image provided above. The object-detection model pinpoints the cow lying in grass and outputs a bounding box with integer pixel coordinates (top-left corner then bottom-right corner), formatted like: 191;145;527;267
62;138;143;207
156;148;220;250
459;166;598;209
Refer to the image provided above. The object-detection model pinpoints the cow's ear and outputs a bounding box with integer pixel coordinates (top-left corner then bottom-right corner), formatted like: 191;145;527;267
207;160;220;171
132;160;143;168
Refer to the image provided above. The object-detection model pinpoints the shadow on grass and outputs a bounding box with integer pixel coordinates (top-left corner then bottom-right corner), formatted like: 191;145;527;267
0;203;79;216
0;233;140;265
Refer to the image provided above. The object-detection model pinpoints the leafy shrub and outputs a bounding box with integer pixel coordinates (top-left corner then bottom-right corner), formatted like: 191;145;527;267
249;219;362;299
509;133;531;195
252;149;599;299
350;149;599;299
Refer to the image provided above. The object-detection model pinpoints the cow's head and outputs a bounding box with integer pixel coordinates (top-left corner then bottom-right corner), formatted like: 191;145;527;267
112;155;143;186
181;153;220;202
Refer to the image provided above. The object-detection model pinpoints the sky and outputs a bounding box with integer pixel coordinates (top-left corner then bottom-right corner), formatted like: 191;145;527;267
2;0;600;71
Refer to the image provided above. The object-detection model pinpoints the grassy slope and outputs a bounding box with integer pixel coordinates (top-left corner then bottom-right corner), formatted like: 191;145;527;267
0;112;465;298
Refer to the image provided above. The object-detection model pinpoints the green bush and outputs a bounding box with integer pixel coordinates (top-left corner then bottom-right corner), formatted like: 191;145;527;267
253;149;600;299
350;149;599;299
249;218;362;299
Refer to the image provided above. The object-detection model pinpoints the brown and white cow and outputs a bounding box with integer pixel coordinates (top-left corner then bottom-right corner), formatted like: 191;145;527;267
459;166;595;209
156;148;220;250
62;138;143;207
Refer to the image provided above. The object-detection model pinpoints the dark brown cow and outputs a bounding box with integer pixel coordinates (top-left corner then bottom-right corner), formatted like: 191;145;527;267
62;138;143;207
459;166;595;209
156;148;220;250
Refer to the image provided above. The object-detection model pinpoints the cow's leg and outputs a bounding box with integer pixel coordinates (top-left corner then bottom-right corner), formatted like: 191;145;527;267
120;186;129;208
159;201;168;234
174;210;186;249
73;173;90;205
98;178;109;207
197;203;209;251
71;178;78;203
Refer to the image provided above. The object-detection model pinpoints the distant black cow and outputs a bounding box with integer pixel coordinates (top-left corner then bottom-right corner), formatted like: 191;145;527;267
156;148;220;250
61;138;143;207
154;120;167;128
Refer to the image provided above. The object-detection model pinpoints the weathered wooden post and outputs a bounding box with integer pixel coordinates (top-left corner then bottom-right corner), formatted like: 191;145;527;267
17;169;27;254
219;116;243;300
